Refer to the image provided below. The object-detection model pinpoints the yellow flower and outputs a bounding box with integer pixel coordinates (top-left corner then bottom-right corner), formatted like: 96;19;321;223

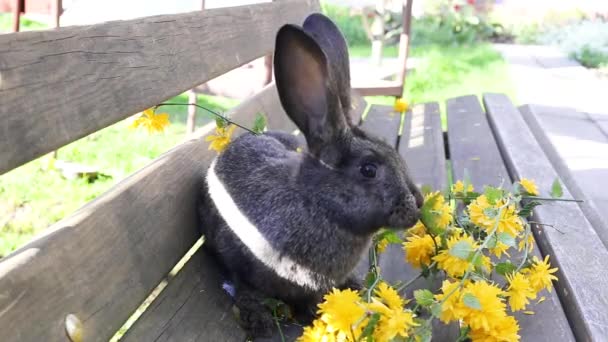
434;280;466;323
130;108;170;134
517;233;534;253
317;288;366;336
519;178;539;196
205;125;236;153
374;282;404;310
469;315;520;342
433;233;477;278
394;98;409;112
376;238;390;253
524;255;558;293
406;220;427;237
422;192;453;231
468;196;524;237
489;241;511;258
452;180;474;194
298;320;335;342
506;272;536;311
460;281;507;333
373;307;417;341
403;234;437;269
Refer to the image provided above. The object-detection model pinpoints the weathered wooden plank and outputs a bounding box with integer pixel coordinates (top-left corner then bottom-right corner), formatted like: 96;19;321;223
448;95;574;341
484;93;606;341
0;0;319;175
396;102;458;341
517;105;608;248
399;102;447;191
0;85;286;342
446;95;510;188
360;104;401;146
121;248;247;342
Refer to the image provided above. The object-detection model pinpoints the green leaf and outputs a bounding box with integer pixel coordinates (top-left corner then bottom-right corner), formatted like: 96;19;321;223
551;178;563;198
411;319;433;342
360;312;381;339
483;207;498;219
420;193;439;232
215;116;227;129
497;232;516;247
420;193;446;235
449;240;474;260
365;270;378;289
495;261;516;276
252;112;267;134
518;200;541;218
414;289;435;307
376;229;403;244
468;253;483;267
430;303;442;318
484;186;503;205
462;293;482;310
420;184;433;196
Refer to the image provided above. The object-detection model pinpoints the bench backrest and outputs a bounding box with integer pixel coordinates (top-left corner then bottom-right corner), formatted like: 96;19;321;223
0;1;322;341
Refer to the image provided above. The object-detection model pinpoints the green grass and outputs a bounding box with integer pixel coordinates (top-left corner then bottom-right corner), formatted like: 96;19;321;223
352;43;516;126
0;13;48;32
348;44;399;58
0;93;237;257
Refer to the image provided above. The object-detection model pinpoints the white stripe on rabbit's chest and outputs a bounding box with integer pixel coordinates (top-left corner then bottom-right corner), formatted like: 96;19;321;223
206;159;326;291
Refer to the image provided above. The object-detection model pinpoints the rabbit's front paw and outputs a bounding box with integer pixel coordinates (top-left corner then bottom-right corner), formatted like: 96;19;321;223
235;289;274;338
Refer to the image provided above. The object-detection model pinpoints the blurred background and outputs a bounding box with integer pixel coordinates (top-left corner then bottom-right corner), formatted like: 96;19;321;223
1;0;607;257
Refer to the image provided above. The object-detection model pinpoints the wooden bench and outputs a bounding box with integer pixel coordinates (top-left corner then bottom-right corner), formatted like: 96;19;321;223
1;1;607;341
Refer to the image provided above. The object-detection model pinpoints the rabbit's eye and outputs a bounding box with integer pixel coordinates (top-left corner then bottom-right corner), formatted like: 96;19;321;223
360;163;377;178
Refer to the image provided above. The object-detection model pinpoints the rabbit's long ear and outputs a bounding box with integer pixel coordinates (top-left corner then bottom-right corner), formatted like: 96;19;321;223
303;13;353;125
274;25;347;154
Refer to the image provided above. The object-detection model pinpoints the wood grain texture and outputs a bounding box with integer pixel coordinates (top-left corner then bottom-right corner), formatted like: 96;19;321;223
446;95;510;189
445;97;572;342
121;249;247;342
396;102;459;341
0;85;286;342
483;93;606;341
360;104;401;146
518;105;608;248
399;102;447;191
448;94;574;341
0;0;318;174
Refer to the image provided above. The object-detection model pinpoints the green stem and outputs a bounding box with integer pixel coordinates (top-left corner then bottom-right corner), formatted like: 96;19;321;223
366;246;380;302
396;261;437;294
515;223;532;273
272;308;285;342
155;102;259;135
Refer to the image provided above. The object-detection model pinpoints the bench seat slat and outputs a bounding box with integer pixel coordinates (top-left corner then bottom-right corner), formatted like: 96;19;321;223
447;94;574;342
121;248;246;341
0;0;318;175
446;95;511;188
484;93;608;341
0;84;286;342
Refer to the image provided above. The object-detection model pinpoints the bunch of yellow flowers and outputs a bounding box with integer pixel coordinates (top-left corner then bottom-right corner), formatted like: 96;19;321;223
300;178;559;342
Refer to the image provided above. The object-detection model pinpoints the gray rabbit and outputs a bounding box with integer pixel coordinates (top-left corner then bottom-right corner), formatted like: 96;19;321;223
198;13;423;338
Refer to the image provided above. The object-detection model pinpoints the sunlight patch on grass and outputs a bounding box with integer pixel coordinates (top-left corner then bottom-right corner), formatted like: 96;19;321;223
0;93;237;257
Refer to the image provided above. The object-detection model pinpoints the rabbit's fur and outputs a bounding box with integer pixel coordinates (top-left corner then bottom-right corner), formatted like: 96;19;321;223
198;13;423;338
